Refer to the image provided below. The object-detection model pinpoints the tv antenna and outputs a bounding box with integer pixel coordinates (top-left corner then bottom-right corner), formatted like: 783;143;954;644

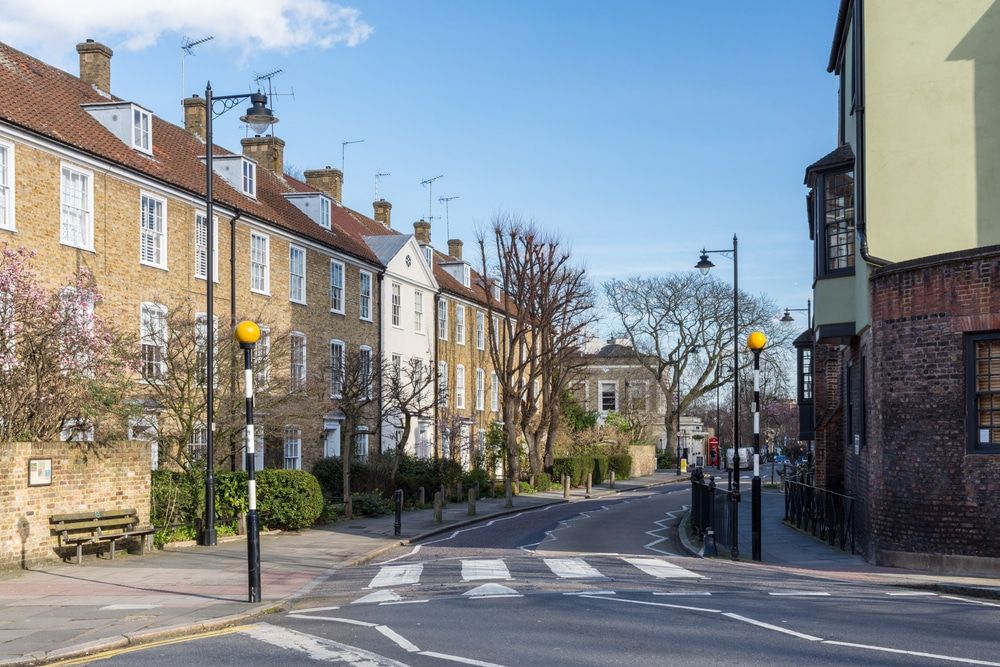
341;139;365;174
244;69;286;135
374;170;391;201
180;35;213;115
420;175;444;223
439;195;460;239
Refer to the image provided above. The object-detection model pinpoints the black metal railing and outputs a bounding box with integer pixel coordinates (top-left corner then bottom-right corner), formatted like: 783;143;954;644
691;474;737;557
783;474;856;554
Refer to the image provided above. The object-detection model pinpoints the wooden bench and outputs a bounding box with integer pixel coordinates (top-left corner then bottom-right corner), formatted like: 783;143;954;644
49;509;155;565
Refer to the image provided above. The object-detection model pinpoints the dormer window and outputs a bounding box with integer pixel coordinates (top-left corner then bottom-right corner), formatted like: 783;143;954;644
242;160;256;197
492;281;501;301
282;192;332;229
82;102;154;155
321;197;331;229
424;245;433;267
133;107;151;153
463;265;471;288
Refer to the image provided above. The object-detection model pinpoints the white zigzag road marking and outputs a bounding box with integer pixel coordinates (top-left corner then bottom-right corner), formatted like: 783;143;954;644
643;504;687;556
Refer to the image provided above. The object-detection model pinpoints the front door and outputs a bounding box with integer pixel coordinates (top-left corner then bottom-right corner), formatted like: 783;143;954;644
324;422;342;458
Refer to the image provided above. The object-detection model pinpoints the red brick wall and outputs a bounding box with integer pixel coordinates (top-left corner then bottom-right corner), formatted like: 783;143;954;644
0;441;151;568
812;341;844;491
863;248;1000;561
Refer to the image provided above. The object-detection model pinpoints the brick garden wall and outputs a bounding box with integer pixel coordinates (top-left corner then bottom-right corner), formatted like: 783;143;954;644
0;441;151;568
864;247;1000;567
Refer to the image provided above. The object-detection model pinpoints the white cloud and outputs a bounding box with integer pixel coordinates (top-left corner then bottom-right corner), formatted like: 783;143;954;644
0;0;373;59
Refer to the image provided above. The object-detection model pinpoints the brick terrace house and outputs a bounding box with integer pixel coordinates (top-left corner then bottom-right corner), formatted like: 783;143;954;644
799;0;1000;571
0;39;385;472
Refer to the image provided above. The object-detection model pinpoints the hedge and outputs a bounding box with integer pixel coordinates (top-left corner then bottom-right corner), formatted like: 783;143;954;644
608;453;632;480
592;454;609;485
256;469;324;530
313;454;464;506
552;456;592;487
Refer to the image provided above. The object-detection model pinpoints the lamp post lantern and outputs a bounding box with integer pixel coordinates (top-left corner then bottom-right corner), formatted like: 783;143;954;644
200;83;278;547
780;299;812;329
235;319;262;602
696;235;740;560
747;330;767;562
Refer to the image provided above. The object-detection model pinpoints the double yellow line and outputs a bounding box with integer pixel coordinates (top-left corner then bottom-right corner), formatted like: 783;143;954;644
47;625;252;666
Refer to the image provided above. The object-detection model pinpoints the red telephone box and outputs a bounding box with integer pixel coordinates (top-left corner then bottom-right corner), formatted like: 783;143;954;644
708;436;720;467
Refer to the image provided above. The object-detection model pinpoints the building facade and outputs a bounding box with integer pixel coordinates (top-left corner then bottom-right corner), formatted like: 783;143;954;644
799;0;1000;570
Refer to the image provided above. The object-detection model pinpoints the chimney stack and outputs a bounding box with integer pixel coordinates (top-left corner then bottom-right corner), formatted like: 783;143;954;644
448;239;463;261
413;220;431;245
183;95;206;141
372;199;392;228
304;166;343;203
241;135;285;176
76;39;113;94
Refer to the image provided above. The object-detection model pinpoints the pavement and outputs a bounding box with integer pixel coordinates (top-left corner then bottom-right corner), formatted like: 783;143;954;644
3;468;999;666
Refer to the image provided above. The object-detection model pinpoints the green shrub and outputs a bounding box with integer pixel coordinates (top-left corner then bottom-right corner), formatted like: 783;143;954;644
256;469;324;530
592;455;609;485
312;457;368;500
534;472;552;492
518;481;536;494
553;456;593;487
351;491;394;517
215;471;249;518
608;454;632;480
151;469;202;531
463;468;490;493
657;451;674;470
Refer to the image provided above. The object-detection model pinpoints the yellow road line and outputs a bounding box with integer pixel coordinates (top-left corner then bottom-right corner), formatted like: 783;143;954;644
47;624;253;665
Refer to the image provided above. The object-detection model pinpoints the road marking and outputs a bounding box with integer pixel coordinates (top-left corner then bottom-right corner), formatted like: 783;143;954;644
353;589;402;604
564;590;616;596
99;603;161;610
544;557;605;578
822;640;1000;666
722;612;824;641
579;594;721;613
768;591;831;597
244;623;409;666
419;650;508;666
653;591;712;596
462;558;512;581
286;614;378;627
463;583;522;598
887;591;938;596
45;626;249;666
939;595;1000;608
381;544;422;563
291;605;341;614
644;506;687;556
367;563;423;588
622;557;703;579
380;599;429;605
376;624;420;652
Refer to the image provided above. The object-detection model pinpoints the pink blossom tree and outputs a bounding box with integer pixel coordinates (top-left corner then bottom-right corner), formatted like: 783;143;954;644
0;245;135;443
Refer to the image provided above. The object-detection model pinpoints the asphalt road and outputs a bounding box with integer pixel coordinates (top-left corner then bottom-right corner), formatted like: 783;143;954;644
78;481;1000;667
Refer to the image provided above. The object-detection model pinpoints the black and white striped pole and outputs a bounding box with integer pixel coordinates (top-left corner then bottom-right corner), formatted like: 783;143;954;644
235;320;262;603
747;331;767;562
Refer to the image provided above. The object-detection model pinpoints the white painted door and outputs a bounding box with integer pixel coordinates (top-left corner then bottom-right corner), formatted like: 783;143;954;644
324;422;342;458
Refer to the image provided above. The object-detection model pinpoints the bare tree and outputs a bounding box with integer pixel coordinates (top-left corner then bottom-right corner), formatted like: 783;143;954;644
604;273;794;449
381;355;436;482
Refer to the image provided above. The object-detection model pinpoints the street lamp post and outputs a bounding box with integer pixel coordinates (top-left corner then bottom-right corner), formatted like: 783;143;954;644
695;235;740;560
747;331;767;562
780;299;812;329
235;320;262;602
200;83;278;547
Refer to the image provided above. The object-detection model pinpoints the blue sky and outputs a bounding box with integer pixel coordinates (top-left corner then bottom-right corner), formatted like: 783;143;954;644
1;1;839;335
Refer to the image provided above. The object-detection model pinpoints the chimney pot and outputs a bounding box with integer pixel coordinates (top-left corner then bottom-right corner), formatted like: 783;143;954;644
373;199;392;228
413;220;431;244
241;135;285;176
76;39;113;94
304;167;343;203
447;239;463;261
183;95;207;141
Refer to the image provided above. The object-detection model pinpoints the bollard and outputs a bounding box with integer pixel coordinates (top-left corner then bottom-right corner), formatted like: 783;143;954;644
585;472;592;496
440;484;447;507
418;486;425;507
468;488;477;516
457;481;463;504
393;489;403;537
610;471;615;489
563;474;570;499
433;491;443;524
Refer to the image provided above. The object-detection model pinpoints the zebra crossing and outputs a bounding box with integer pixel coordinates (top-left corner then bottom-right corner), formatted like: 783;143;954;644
362;556;703;592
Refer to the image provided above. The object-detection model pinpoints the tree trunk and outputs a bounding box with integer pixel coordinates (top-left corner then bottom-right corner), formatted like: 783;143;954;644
543;403;559;469
391;415;412;486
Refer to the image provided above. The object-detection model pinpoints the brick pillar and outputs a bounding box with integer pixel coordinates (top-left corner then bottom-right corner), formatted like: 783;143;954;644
76;39;113;93
183;95;206;141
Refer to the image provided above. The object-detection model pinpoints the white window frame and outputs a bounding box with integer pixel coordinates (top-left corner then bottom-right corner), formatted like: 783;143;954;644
423;245;433;267
139;192;167;269
359;270;373;321
289;245;307;304
140;302;167;381
456;305;466;345
599;381;618;413
60;163;93;251
439;361;448;407
491;371;499;412
476;311;485;350
414;290;424;333
194;312;218;388
391;282;402;328
438;298;449;340
360;345;373;399
476;368;485;411
356;426;370;461
194;212;219;281
283;426;302;470
0;141;15;232
463;264;471;288
242;158;256;198
250;232;270;295
132;105;152;154
330;339;345;398
290;332;307;392
329;259;345;314
255;325;271;387
455;364;466;409
320;196;331;229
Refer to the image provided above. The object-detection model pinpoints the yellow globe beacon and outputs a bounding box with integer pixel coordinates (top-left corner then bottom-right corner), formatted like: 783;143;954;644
235;320;261;346
746;331;767;352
